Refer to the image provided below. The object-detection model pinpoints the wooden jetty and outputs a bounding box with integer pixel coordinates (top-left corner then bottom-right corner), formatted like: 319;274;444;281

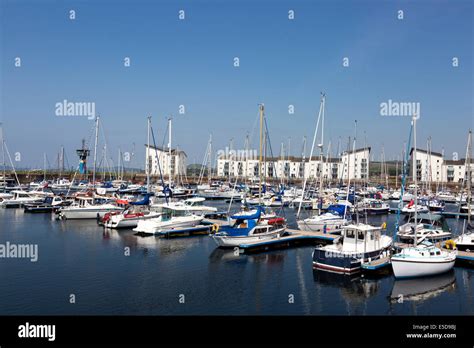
361;255;391;271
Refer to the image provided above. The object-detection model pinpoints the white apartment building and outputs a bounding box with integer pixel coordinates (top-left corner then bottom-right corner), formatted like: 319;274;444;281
410;148;473;183
216;148;370;180
145;145;187;177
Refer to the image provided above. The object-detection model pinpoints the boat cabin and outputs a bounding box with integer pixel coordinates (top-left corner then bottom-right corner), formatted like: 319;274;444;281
341;224;384;253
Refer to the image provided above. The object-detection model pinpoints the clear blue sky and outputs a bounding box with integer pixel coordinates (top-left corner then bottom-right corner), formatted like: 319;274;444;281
1;0;472;170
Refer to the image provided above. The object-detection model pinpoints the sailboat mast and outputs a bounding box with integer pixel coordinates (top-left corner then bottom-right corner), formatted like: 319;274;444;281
146;116;151;193
297;93;324;218
168;116;172;185
258;104;264;205
318;94;325;215
43;153;47;182
465;130;472;224
208;134;212;185
92;116;100;186
413;115;418;246
1;124;5;191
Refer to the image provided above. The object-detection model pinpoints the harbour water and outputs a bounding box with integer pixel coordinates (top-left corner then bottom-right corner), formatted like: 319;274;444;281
0;201;473;315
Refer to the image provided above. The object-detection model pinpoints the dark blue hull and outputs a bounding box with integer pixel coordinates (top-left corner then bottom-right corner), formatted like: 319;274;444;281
312;247;389;274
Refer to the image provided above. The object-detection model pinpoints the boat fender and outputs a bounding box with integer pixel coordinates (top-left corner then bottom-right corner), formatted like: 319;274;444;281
445;240;456;250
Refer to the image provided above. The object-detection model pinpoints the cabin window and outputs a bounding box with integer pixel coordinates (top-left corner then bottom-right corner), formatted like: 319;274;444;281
430;252;435;256
436;251;441;255
346;230;355;238
357;231;365;240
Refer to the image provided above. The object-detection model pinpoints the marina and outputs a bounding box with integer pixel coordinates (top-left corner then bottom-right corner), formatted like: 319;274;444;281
0;0;472;333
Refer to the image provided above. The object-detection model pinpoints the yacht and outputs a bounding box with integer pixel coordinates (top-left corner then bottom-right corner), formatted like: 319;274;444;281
391;116;457;278
297;204;350;234
133;205;203;234
454;222;474;252
460;204;474;216
151;197;217;215
401;200;429;214
397;214;452;243
0;190;43;208
211;206;286;248
392;242;456;278
58;196;123;219
357;198;390;215
436;191;457;203
24;196;65;213
427;199;445;212
102;209;162;229
312;223;393;274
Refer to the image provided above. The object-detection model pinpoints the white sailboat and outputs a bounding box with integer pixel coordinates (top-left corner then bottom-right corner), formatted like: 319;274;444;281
296;94;349;233
391;115;456;278
454;130;473;252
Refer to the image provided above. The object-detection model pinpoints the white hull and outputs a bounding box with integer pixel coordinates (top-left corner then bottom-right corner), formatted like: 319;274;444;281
212;228;285;248
104;212;161;229
392;253;456;278
60;207;123;219
133;215;203;234
297;215;347;233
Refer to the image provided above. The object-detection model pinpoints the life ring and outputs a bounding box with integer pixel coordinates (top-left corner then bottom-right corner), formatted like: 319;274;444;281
211;224;220;233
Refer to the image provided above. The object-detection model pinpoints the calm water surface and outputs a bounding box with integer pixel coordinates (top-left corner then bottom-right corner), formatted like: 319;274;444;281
0;201;473;315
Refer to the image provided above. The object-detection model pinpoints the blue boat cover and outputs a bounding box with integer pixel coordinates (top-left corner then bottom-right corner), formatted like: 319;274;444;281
230;206;264;220
129;193;152;206
327;204;349;217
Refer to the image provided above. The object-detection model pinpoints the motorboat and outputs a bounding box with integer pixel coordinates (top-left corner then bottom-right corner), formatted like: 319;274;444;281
312;223;393;274
460;204;474;216
151;197;217;215
401;200;429;214
453;222;474;252
58;196;123;219
24;196;65;213
133;206;203;234
397;213;452;243
427;199;445;212
357;198;390;215
102;209;162;229
0;190;43;208
297;204;350;234
211;206;286;248
436;191;457;203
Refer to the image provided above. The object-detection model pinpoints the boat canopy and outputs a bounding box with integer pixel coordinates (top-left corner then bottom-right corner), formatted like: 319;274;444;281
327;204;349;217
129;193;152;206
230;206;264;220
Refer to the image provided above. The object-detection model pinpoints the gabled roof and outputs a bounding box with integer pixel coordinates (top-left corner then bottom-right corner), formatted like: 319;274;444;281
145;144;187;157
409;148;443;157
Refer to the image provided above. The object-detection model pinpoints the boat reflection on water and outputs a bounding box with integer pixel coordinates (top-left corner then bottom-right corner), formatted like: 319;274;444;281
313;270;382;303
390;271;456;303
101;229;204;258
209;248;286;265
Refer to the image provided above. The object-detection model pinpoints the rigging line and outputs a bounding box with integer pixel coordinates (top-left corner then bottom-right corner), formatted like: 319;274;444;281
394;122;413;238
3;141;21;187
150;124;168;205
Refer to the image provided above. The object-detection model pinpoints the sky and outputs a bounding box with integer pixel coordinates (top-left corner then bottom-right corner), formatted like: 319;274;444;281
0;0;472;170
